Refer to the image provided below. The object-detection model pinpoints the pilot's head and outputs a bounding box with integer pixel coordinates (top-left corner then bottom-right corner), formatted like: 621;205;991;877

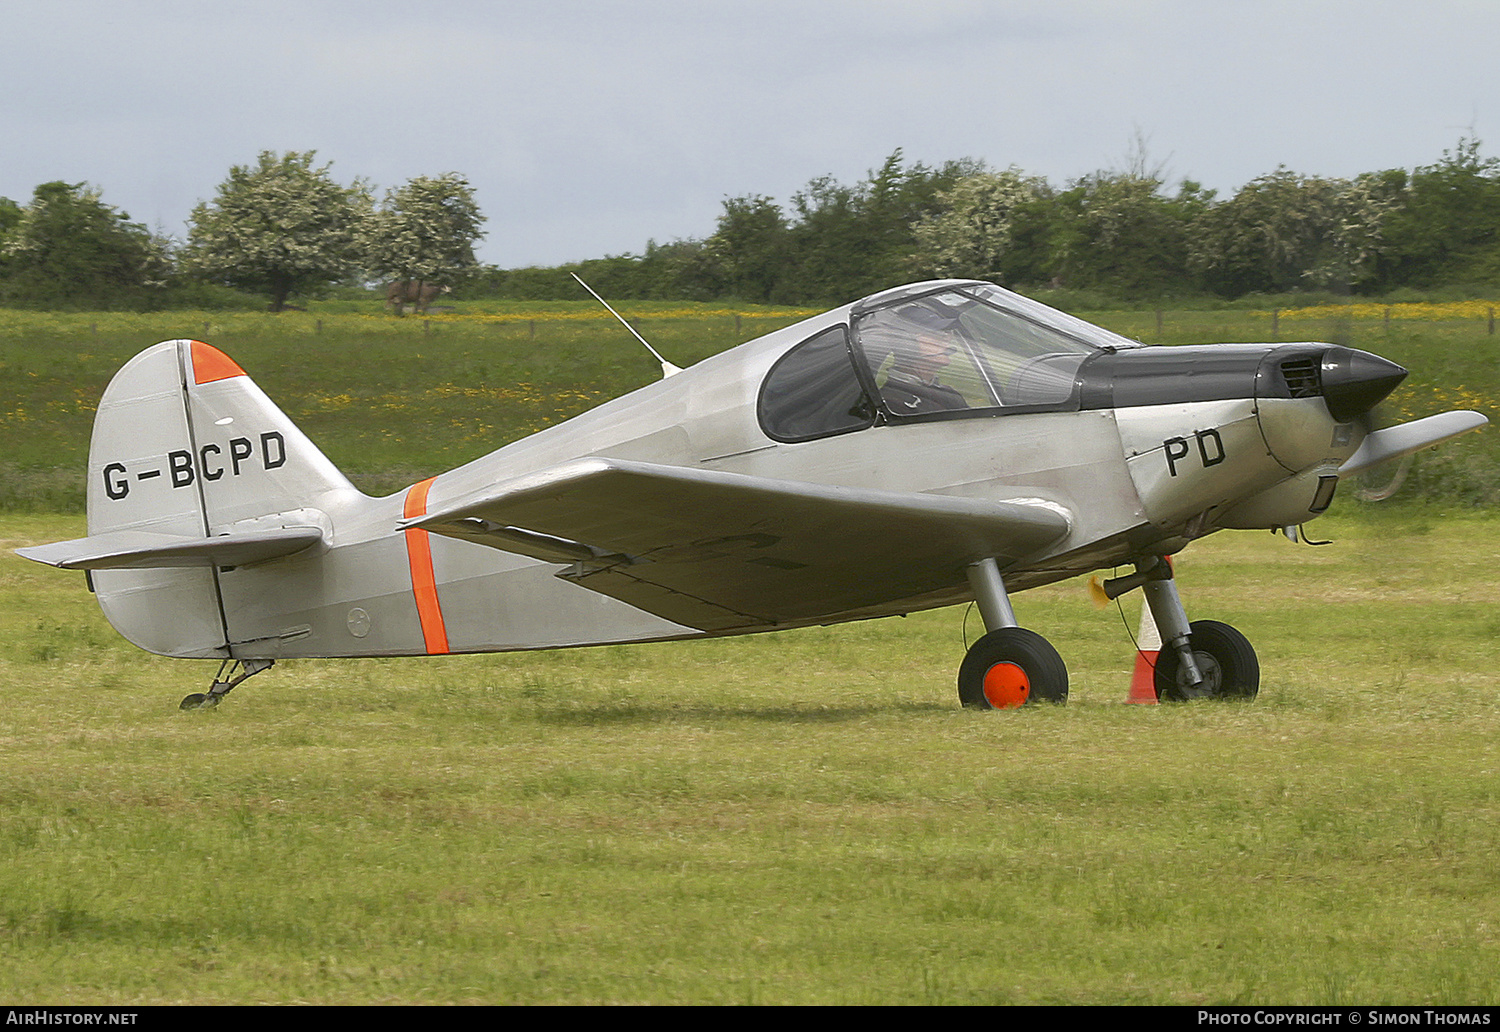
897;305;962;382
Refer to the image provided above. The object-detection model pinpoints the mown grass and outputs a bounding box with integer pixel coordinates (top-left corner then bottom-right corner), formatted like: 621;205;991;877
2;510;1498;1004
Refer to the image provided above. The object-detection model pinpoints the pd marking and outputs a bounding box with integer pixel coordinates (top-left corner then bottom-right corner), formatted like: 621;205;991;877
1163;429;1226;477
103;432;286;500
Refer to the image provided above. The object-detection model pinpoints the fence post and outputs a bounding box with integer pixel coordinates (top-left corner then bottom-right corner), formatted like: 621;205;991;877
1272;309;1279;341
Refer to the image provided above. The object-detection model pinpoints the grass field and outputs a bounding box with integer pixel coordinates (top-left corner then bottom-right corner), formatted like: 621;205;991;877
2;509;1498;1005
2;299;1498;1003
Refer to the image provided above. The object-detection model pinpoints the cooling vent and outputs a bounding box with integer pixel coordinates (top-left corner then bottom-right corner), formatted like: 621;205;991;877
1279;356;1322;397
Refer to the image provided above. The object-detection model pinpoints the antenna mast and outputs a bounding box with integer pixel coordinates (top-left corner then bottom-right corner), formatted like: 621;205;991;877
571;273;682;378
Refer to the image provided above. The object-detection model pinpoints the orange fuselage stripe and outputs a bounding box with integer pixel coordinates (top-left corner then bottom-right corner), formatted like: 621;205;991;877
403;478;450;655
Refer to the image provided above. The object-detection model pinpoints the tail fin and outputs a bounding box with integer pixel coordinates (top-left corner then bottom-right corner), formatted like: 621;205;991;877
88;339;356;533
23;340;360;657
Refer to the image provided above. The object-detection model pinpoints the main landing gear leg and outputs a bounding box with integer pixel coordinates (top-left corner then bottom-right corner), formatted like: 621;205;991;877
1140;560;1204;690
180;658;274;710
1139;558;1259;702
957;558;1069;709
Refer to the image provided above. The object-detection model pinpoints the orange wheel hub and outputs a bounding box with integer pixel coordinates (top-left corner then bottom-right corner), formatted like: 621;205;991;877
982;661;1031;709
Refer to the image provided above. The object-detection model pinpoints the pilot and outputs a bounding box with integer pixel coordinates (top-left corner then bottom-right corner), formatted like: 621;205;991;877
879;307;969;415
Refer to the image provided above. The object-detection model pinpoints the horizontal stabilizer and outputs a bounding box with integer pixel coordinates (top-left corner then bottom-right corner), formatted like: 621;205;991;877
1340;410;1489;476
16;525;323;571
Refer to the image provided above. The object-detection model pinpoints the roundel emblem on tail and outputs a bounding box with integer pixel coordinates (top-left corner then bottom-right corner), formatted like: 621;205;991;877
190;341;247;385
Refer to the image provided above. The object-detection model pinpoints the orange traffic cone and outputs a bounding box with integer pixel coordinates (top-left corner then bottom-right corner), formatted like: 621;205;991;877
1127;600;1161;704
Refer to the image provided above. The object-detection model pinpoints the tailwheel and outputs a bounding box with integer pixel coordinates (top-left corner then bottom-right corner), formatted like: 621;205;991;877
958;627;1069;709
1154;620;1259;702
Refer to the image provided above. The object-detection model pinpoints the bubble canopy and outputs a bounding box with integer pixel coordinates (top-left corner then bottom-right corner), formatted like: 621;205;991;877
756;282;1140;444
853;283;1134;417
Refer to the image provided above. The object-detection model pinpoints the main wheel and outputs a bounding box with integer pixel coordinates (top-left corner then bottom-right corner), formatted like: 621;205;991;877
1153;619;1259;702
958;627;1069;709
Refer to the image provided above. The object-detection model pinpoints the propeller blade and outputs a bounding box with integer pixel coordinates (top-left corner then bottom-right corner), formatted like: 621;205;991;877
1340;410;1489;476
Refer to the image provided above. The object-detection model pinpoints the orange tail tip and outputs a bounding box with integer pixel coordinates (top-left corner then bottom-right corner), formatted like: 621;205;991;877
190;341;247;385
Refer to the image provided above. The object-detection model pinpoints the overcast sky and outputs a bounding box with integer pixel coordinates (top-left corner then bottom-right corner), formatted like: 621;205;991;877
5;0;1499;269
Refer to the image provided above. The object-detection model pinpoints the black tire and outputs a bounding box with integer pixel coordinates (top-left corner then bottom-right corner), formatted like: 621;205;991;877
1153;619;1259;702
958;627;1069;709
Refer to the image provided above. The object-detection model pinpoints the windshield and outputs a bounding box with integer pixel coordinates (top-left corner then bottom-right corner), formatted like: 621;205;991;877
853;285;1112;417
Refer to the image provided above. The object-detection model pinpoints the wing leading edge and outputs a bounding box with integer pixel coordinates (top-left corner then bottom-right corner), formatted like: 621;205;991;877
403;458;1072;632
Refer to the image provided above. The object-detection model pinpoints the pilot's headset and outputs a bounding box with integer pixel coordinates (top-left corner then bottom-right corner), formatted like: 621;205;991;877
863;299;964;372
891;302;965;360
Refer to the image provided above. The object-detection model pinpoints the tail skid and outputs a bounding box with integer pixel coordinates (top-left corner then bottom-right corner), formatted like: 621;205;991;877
178;658;275;710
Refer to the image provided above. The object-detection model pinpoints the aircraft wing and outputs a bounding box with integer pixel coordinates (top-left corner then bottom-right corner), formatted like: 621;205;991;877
404;458;1071;632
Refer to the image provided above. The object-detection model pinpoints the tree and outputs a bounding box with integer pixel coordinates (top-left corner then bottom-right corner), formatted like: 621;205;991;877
1377;138;1500;288
785;151;982;304
1044;172;1203;296
0;195;23;282
361;173;485;310
184;151;370;311
702;194;791;303
1189;168;1399;295
0;195;20;240
0;181;169;307
910;168;1045;282
700;151;990;306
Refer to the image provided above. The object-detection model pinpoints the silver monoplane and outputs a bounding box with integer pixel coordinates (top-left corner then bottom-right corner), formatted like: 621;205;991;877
17;281;1486;709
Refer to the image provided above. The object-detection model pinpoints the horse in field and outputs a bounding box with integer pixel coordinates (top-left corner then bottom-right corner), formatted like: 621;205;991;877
385;280;450;315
